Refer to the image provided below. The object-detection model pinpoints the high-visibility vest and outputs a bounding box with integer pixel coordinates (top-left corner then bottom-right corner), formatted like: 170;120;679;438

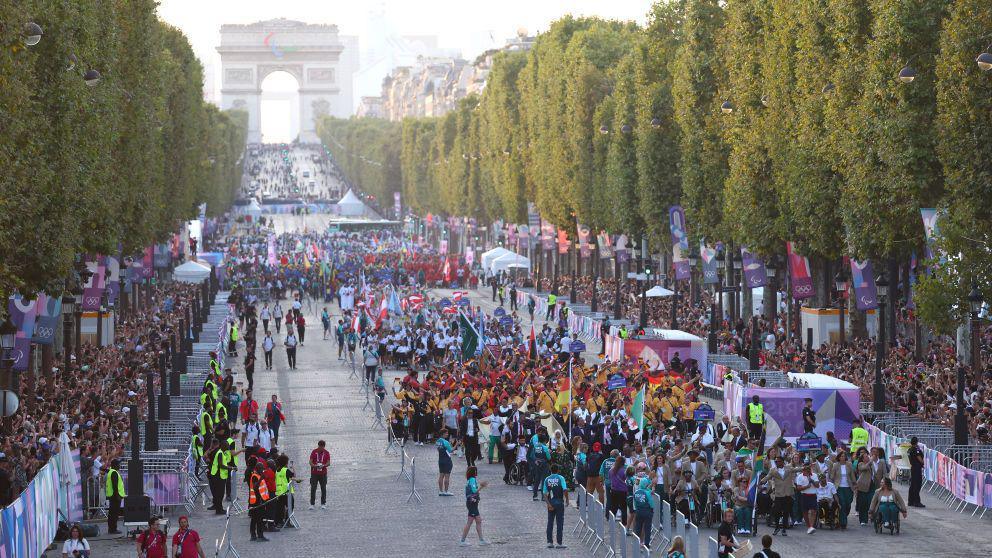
619;327;629;339
850;427;869;453
105;468;125;498
192;435;204;459
205;378;219;401
211;450;231;479
209;359;221;376
747;402;764;425
231;325;239;342
275;467;289;496
215;401;228;424
548;294;557;306
249;472;270;504
199;411;213;436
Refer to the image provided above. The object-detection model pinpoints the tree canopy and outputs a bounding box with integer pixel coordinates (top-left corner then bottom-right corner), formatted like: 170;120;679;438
319;0;992;333
0;0;246;300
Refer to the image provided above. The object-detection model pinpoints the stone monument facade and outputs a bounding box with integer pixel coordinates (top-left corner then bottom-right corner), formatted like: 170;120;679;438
218;18;350;143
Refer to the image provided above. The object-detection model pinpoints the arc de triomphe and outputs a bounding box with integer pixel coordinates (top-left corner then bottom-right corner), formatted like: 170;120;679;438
218;19;349;143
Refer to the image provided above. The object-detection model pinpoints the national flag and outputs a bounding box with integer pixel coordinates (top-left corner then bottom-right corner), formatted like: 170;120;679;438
527;324;537;360
647;372;666;385
443;258;452;283
748;454;764;508
407;294;424;310
377;296;389;328
629;385;645;436
388;288;403;315
452;291;468;303
555;375;571;412
351;310;361;334
459;312;480;357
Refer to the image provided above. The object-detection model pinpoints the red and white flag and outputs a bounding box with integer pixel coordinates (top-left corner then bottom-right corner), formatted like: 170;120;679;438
443;257;452;283
452;291;468;303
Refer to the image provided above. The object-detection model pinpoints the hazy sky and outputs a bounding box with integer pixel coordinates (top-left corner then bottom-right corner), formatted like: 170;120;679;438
157;0;652;140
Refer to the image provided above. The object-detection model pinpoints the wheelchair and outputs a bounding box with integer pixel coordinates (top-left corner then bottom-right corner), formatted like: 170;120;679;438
816;499;838;530
704;488;731;528
871;510;901;535
509;462;528;486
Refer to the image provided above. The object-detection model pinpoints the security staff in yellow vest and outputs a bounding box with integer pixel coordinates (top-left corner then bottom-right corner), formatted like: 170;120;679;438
546;293;557;320
199;406;214;449
746;394;765;449
228;323;239;356
619;325;629;339
273;454;299;526
214;398;229;426
209;351;221;376
208;440;240;514
105;459;126;534
204;376;219;403
191;426;205;477
849;418;869;456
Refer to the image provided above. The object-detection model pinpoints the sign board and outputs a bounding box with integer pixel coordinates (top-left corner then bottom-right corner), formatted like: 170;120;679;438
499;315;513;328
693;407;716;422
457;298;470;307
569;340;586;353
438;298;452;308
607;374;627;390
493;308;506;317
796;433;822;452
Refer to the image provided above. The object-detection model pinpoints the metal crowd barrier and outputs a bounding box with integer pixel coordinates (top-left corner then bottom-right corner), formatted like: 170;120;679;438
574;485;710;558
945;445;992;474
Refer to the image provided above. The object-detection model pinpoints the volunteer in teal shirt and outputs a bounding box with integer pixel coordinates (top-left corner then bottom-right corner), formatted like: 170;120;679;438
633;477;655;547
437;431;454;496
542;472;570;548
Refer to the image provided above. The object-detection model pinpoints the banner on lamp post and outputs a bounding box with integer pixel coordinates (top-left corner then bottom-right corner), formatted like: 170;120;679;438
849;259;878;311
741;246;768;288
700;241;718;284
578;224;591;258
598;231;612;259
669;206;690;280
786;241;815;300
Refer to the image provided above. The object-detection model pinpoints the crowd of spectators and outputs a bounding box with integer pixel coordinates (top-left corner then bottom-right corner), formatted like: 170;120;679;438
0;281;201;507
528;274;992;445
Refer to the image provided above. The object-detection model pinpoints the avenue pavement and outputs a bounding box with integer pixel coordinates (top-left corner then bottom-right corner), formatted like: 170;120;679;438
89;278;990;558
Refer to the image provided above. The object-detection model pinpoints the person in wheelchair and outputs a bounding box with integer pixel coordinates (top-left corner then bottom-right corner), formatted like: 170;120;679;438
815;475;839;529
673;469;702;523
707;469;734;526
869;478;908;532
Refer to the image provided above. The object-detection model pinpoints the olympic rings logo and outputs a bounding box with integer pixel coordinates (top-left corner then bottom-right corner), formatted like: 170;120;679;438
794;284;814;295
84;296;99;306
34;327;54;338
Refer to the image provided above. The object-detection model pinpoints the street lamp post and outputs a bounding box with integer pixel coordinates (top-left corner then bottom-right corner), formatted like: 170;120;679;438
767;259;778;323
688;249;699;305
732;251;743;324
671;280;679;330
957;285;984;445
716;256;725;326
0;318;20;429
708;302;718;353
639;268;651;330
591;242;599;313
873;271;889;412
62;294;75;371
835;270;849;346
96;290;108;347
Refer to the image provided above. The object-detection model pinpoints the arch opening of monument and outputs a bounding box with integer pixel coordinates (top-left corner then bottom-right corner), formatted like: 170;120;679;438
260;70;300;143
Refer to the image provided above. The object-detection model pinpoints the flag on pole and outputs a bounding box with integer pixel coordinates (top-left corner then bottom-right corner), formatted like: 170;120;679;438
555;369;571;412
629;385;645;437
528;323;537;360
459;312;480;357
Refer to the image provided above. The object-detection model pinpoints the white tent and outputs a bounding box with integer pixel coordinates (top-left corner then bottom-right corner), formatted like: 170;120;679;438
336;189;366;216
245;199;262;219
480;247;513;271
641;285;675;298
490;253;531;273
172;260;211;283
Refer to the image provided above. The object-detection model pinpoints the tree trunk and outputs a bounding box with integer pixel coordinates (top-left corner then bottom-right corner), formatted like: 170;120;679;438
763;280;777;321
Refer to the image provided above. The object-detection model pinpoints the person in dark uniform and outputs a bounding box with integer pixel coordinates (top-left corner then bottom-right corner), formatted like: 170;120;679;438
802;398;816;434
907;436;925;507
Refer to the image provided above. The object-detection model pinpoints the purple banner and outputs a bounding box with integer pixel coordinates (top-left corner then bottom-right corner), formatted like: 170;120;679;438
669;206;690;280
6;295;40;370
120;472;183;506
700;241;718;284
32;293;61;345
541;221;554;250
141;246;154;279
741;246;768;288
849;259;878;311
81;256;107;311
578;224;591;258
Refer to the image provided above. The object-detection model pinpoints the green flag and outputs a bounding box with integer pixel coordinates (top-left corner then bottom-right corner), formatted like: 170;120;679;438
630;385;645;433
459;313;479;358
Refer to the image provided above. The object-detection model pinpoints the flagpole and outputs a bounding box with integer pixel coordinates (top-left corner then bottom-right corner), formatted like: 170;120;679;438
567;358;573;436
639;385;645;439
